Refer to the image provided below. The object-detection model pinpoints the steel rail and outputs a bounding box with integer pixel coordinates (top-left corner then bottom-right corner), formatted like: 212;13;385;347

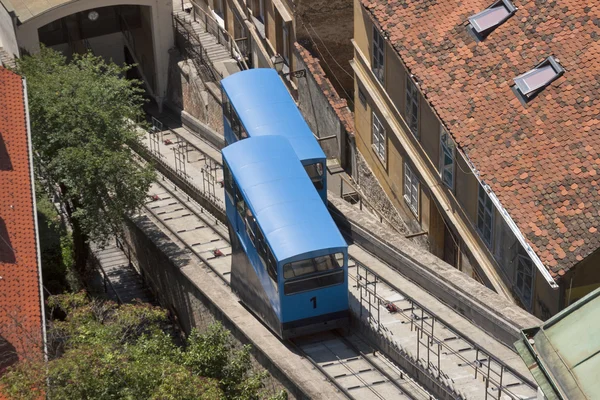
142;172;231;286
290;331;422;400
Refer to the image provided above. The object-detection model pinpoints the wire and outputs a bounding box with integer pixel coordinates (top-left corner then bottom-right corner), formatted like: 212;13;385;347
297;14;355;81
295;15;356;104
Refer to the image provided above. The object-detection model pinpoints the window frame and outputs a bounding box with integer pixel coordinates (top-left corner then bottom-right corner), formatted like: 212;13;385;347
358;87;367;108
468;0;516;36
403;163;419;217
439;127;455;190
371;112;386;162
513;56;564;99
282;23;290;64
514;246;534;310
405;76;419;137
372;26;385;84
223;162;234;202
476;185;494;248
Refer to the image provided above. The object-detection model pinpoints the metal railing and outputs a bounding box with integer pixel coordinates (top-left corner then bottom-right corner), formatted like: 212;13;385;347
173;15;223;82
179;0;249;70
352;258;536;400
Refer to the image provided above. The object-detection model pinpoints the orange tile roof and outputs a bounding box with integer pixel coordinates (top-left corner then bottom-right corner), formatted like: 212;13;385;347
361;0;600;276
0;67;44;372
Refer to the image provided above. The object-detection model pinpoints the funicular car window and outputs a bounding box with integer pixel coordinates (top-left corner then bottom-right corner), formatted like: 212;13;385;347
304;163;324;190
283;253;344;295
245;209;257;244
284;254;342;279
252;222;277;282
267;252;277;282
230;108;249;142
235;190;246;221
223;163;234;200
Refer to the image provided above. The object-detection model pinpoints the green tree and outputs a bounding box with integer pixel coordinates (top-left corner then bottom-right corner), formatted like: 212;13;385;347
16;47;155;269
0;293;284;400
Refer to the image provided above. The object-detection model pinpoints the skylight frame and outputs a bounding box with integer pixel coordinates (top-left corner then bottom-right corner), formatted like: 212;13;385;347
468;0;517;36
514;56;564;98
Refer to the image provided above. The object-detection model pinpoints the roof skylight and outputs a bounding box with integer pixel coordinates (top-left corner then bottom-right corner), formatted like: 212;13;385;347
468;0;516;37
514;56;564;99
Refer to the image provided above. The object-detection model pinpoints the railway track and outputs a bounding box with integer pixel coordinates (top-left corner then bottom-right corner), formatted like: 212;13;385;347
143;174;232;284
134;117;537;399
138;168;425;400
292;331;430;400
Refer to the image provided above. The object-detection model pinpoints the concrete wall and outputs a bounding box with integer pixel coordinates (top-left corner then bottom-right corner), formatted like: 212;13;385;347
166;49;224;134
88;32;125;65
294;44;343;160
0;4;18;57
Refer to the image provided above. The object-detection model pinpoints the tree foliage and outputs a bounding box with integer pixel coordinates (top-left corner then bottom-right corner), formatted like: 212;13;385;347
0;293;285;399
16;47;155;257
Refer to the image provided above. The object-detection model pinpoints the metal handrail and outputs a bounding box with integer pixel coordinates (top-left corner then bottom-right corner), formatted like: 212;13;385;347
172;15;223;82
351;258;535;400
180;0;249;70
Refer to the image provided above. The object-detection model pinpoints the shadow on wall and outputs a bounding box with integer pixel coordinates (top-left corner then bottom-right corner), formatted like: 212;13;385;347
0;131;13;171
0;217;16;264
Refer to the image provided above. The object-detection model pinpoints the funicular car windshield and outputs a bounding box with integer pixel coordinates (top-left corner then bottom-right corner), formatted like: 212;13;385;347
283;253;344;295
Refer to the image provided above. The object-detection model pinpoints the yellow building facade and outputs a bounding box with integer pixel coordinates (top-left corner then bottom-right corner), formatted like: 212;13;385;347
351;0;600;319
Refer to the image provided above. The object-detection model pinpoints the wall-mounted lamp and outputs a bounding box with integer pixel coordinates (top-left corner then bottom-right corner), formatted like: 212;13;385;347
271;54;306;78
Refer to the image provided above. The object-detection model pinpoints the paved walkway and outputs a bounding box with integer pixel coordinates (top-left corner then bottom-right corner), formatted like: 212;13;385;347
142;109;226;209
91;241;153;304
347;245;537;399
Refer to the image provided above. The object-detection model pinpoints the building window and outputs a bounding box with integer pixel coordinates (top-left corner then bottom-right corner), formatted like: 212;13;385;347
404;163;419;216
477;185;494;247
515;246;534;309
282;23;290;64
439;127;455;190
358;88;367;108
372;27;384;84
406;77;419;137
372;113;386;161
258;0;265;21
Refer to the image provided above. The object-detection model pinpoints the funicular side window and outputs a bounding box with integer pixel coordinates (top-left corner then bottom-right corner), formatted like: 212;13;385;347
230;108;246;141
235;189;246;231
222;89;231;121
283;253;344;295
252;222;278;282
223;163;234;201
245;208;257;244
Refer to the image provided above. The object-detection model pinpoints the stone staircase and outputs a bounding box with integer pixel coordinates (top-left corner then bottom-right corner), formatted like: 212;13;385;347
0;47;16;69
172;7;241;78
91;241;153;304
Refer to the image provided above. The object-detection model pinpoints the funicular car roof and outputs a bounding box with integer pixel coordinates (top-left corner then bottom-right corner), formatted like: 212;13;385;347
221;68;326;164
222;136;345;262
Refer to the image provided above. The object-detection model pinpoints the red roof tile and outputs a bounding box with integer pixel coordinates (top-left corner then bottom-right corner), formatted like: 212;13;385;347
361;0;600;276
0;67;44;372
